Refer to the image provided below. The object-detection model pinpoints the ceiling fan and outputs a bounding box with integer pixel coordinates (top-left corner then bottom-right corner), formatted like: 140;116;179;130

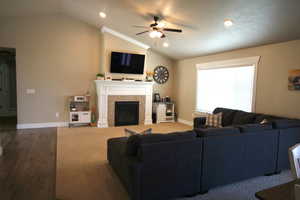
134;16;182;39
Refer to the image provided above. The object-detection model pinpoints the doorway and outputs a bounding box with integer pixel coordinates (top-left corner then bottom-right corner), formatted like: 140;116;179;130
0;48;17;130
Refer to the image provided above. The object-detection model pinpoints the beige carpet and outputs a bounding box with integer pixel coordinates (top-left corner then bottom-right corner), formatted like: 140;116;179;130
56;123;192;200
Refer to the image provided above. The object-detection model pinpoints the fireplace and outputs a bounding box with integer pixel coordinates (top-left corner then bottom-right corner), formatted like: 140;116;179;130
115;101;139;126
95;80;154;128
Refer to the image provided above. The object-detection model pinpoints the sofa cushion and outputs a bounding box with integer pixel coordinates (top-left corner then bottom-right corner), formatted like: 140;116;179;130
167;130;197;139
126;131;197;156
195;127;240;137
254;114;283;124
126;134;171;156
237;123;273;133
213;107;237;127
273;119;300;129
232;111;257;125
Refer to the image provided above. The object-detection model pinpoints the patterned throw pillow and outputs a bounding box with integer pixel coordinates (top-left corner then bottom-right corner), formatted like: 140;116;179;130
124;128;152;137
205;113;222;128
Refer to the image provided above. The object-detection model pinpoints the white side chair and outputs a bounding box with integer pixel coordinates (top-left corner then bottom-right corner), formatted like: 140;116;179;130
289;143;300;179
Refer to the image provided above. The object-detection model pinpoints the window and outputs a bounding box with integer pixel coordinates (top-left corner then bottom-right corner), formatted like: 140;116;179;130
196;57;259;113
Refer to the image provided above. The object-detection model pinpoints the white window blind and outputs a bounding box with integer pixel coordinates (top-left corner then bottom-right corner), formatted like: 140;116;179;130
196;65;255;113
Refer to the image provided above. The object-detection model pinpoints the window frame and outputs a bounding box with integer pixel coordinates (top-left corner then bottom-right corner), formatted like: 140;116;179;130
195;56;260;114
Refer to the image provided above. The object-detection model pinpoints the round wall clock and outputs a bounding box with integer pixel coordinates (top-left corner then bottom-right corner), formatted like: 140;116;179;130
153;66;169;84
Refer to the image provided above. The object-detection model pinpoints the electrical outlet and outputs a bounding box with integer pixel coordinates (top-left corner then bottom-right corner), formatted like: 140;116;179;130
26;89;35;94
55;112;60;118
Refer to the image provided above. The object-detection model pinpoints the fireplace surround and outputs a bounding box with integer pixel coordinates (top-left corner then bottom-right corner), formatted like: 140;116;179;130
95;80;154;128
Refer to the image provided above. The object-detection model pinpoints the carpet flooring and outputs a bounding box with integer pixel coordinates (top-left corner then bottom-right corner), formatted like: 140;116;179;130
56;123;293;200
179;170;292;200
56;123;192;200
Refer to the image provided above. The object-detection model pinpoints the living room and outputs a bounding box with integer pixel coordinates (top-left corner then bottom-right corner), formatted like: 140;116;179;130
1;0;300;200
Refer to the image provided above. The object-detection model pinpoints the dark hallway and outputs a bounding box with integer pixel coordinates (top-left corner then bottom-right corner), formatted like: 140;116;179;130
0;48;17;155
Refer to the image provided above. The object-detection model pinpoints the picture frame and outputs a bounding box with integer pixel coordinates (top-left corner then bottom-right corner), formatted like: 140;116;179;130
288;70;300;91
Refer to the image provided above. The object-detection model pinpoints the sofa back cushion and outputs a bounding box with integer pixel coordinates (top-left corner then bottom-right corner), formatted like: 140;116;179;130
273;119;300;129
126;131;197;156
254;114;283;124
213;108;237;127
237;123;273;133
232;111;257;125
195;127;240;137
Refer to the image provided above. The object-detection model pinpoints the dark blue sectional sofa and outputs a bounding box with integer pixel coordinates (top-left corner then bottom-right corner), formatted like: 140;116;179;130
107;107;300;200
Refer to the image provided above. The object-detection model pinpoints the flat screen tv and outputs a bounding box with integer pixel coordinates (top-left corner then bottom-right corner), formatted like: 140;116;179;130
110;52;145;74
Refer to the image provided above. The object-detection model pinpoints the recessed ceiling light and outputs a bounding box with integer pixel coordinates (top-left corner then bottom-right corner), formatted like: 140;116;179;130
99;12;107;18
224;19;234;27
163;42;169;47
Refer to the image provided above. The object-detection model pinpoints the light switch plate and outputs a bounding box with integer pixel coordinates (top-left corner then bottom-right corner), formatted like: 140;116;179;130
26;89;35;94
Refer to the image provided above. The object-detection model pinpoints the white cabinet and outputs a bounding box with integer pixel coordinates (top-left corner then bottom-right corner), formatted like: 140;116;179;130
70;111;91;124
153;102;175;124
68;95;91;127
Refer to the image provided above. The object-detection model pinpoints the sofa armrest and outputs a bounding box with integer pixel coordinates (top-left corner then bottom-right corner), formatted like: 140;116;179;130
194;117;206;128
136;139;202;200
107;137;128;162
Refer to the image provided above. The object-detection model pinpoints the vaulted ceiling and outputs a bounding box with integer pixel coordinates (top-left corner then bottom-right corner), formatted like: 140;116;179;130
1;0;300;60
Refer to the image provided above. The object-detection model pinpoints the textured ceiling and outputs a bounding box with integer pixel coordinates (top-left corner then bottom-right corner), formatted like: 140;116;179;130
1;0;300;60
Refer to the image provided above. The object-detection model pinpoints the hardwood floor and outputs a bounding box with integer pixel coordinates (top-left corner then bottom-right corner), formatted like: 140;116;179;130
0;128;57;200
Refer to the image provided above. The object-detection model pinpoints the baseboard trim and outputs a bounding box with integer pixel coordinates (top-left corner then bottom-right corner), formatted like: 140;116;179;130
177;118;193;126
17;122;68;129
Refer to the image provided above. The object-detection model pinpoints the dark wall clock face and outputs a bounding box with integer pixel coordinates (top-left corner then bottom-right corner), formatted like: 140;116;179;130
153;66;169;84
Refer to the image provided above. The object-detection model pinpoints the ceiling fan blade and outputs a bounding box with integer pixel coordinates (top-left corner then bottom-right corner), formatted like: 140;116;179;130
136;30;149;35
163;28;182;33
133;25;149;28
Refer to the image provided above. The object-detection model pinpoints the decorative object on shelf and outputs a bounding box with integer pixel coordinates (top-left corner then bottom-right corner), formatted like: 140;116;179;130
165;96;171;102
105;72;112;80
153;66;169;84
146;71;154;81
288;69;300;91
153;93;161;102
90;106;97;127
96;73;105;80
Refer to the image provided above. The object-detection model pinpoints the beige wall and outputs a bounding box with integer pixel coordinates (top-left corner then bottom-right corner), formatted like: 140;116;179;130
100;32;175;97
0;14;101;124
174;40;300;122
0;14;174;124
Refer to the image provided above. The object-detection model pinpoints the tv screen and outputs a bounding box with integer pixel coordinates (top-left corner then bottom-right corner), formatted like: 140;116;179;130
110;52;145;74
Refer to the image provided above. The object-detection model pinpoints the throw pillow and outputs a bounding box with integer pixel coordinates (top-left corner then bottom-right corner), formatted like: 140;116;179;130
205;113;222;128
124;128;152;137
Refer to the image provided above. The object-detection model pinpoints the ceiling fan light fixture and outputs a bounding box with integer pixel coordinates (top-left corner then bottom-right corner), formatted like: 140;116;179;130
99;12;107;18
149;30;163;38
157;22;165;28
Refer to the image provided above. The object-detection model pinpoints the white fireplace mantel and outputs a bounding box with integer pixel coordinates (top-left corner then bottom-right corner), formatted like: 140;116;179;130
95;80;154;128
